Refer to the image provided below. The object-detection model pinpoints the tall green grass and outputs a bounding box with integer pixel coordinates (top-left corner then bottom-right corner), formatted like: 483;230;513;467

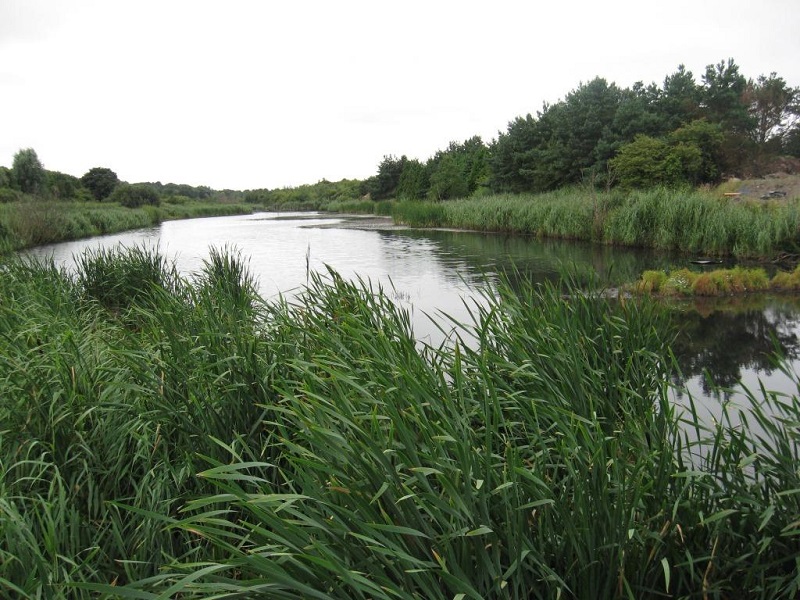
1;247;799;598
392;188;800;259
0;200;253;253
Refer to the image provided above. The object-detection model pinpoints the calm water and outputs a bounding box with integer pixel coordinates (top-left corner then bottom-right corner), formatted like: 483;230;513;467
23;212;800;414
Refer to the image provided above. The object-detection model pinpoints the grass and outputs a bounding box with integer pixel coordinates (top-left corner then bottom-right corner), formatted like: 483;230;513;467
0;247;799;598
0;199;253;253
629;265;797;297
391;187;800;259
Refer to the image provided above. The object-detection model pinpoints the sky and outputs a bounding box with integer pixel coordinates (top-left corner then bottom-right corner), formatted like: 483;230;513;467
1;0;799;191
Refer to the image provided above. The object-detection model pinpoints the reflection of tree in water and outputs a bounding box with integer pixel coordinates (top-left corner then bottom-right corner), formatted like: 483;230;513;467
669;297;800;394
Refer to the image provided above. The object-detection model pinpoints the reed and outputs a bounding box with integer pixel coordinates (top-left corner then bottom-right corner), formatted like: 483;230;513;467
1;247;799;598
0;200;253;253
392;188;800;259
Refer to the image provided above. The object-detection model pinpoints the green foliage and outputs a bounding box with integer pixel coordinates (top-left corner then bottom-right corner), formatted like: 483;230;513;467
631;266;776;297
428;153;468;200
0;187;20;203
658;64;702;130
11;148;46;194
701;58;753;134
609;135;673;188
245;178;361;209
426;136;490;200
611;121;723;188
748;72;799;146
487;59;796;194
395;188;800;259
325;199;376;214
80;167;119;201
1;250;800;597
109;182;160;208
396;157;429;200
75;245;182;312
368;154;408;200
668;119;724;181
392;200;448;227
47;170;91;201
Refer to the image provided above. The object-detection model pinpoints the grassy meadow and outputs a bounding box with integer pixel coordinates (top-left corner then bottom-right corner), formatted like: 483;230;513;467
390;188;800;259
0;246;799;598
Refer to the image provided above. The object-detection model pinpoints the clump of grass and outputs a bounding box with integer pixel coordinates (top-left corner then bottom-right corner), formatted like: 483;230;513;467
772;265;800;291
660;267;698;296
635;269;668;293
74;244;181;312
631;266;777;297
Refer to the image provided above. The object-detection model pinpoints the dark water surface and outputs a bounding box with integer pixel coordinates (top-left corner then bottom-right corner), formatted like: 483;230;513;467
23;212;800;415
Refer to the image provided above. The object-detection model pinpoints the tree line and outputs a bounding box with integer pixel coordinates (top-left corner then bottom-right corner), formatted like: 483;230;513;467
0;150;240;207
4;58;797;209
363;58;799;200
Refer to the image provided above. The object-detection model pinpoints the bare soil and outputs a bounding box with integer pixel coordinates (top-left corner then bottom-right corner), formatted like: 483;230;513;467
724;158;800;201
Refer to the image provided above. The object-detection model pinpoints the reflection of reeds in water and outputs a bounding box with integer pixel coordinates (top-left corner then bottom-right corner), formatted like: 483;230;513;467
0;245;798;598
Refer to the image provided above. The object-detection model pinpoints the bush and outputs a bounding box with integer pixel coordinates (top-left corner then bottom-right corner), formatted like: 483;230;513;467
0;187;20;203
110;183;160;208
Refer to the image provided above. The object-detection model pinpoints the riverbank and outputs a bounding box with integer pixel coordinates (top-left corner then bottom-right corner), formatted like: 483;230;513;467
389;186;800;260
2;245;798;598
0;199;253;253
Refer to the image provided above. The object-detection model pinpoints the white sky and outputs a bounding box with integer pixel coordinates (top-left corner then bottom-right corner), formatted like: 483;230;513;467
1;0;798;191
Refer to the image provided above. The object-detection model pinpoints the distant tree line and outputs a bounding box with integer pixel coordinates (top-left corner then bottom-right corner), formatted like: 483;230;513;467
243;178;363;208
365;58;800;199
0;150;241;208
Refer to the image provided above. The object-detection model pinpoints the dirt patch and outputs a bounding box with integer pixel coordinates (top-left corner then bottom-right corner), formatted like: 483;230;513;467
724;159;800;201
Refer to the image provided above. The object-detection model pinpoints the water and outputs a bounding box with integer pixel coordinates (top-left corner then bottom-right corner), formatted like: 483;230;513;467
22;211;800;411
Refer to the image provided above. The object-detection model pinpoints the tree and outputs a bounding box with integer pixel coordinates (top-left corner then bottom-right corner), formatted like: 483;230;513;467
81;167;119;201
667;119;724;184
747;72;799;146
701;58;752;133
11;148;46;194
48;171;90;201
428;154;468;200
396;158;429;200
110;183;160;208
609;135;672;188
367;155;408;200
658;64;702;130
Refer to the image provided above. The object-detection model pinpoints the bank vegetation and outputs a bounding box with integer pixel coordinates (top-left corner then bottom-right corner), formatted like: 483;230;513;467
1;246;798;598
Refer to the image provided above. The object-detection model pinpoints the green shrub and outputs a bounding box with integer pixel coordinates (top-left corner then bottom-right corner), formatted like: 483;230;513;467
109;183;160;208
0;187;20;203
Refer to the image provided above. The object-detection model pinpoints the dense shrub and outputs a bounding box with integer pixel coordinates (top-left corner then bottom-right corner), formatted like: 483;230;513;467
109;183;160;208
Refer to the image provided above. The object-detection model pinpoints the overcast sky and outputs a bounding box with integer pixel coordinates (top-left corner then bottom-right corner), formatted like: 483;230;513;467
1;0;798;191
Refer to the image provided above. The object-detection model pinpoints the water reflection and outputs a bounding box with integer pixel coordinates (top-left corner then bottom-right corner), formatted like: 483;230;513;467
669;296;800;398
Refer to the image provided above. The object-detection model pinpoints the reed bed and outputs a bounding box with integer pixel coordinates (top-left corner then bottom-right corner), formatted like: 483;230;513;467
0;201;253;253
0;247;799;598
392;189;800;259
